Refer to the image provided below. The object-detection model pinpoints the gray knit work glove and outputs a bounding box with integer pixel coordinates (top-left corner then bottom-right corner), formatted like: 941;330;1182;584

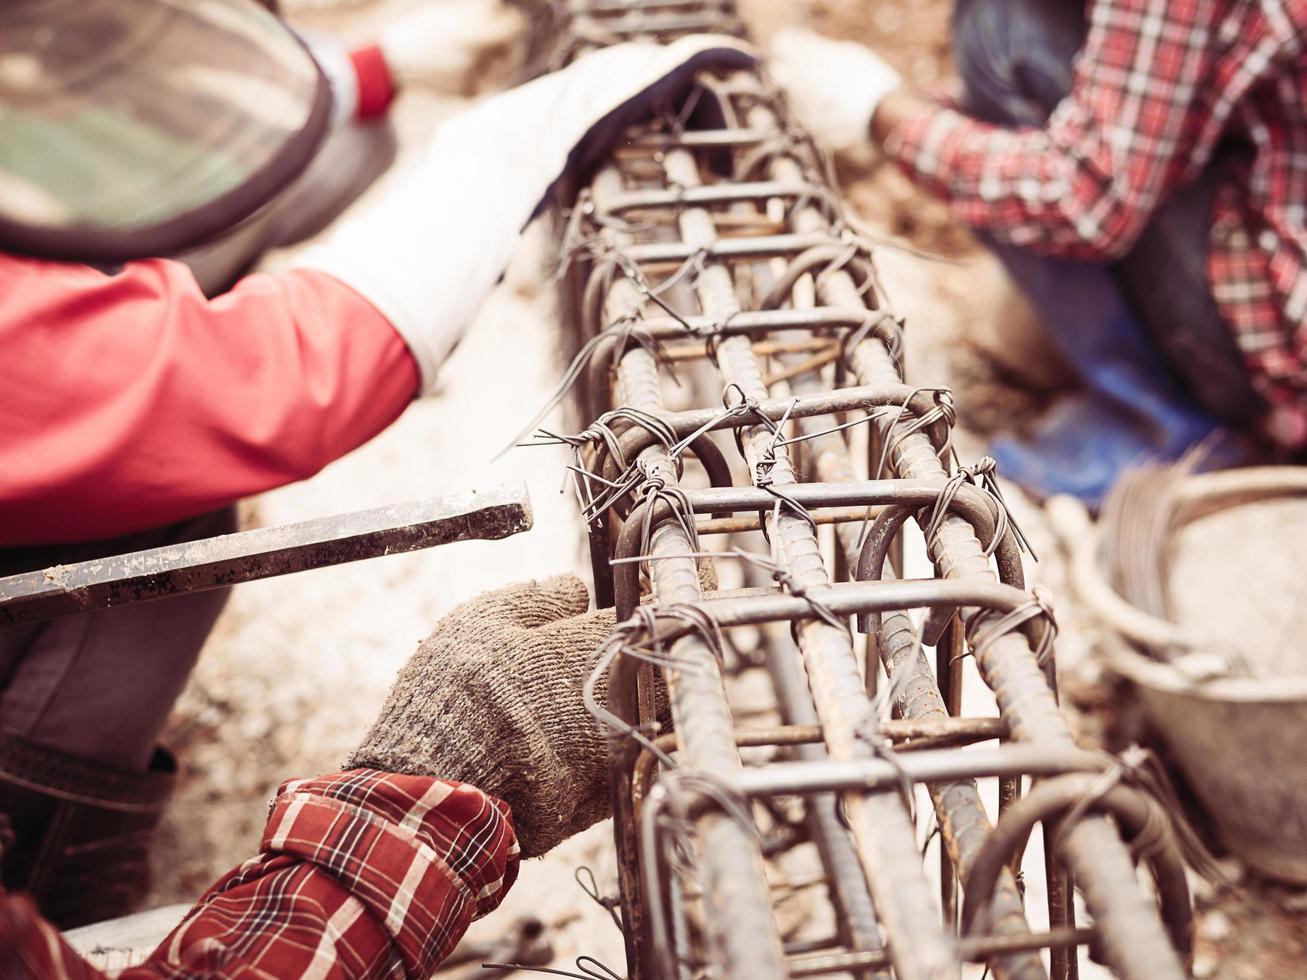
347;576;616;858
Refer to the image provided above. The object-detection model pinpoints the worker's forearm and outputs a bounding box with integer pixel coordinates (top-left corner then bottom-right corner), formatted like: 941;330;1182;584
0;254;418;546
1;771;519;979
869;87;933;149
870;86;1151;259
866;0;1220;263
132;771;518;979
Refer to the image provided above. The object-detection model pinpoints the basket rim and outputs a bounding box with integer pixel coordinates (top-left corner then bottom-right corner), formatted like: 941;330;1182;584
1055;465;1307;700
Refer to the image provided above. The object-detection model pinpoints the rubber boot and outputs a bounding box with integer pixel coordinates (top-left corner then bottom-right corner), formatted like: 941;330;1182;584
983;247;1221;509
0;731;176;929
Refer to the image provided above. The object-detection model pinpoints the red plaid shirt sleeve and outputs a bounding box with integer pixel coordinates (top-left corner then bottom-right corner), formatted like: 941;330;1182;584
0;770;519;979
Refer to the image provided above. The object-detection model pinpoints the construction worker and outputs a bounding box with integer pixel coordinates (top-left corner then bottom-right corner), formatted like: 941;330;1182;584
770;0;1307;506
0;0;526;926
0;0;750;928
2;575;622;977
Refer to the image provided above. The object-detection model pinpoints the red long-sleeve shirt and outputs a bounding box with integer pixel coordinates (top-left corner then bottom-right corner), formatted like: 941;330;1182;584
0;32;407;548
885;0;1307;446
0;770;520;978
0;253;418;545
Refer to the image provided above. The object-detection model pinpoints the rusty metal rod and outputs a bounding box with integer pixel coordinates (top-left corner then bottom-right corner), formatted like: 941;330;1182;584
764;633;888;978
752;179;1043;977
543;4;1188;975
627;125;771;148
830;200;1187;980
632;716;1010;810
605;179;816;214
787;927;1097;978
0;486;532;625
594;159;787;976
661;143;956;979
695;505;878;535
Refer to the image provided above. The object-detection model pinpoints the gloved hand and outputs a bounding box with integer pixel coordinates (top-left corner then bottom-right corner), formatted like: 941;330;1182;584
378;0;524;92
346;576;617;858
296;34;755;394
767;27;902;153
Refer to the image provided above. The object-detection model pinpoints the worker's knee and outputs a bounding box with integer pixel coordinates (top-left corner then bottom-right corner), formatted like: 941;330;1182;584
953;0;1087;126
0;506;237;770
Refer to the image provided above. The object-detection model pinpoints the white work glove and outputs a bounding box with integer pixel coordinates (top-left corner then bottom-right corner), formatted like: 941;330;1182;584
379;0;524;92
305;0;522;122
767;27;902;154
296;34;754;393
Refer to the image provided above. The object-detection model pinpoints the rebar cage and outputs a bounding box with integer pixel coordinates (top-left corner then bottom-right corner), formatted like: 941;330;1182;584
529;3;1196;977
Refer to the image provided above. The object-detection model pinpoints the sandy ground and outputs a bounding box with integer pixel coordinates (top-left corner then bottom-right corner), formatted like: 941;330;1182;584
134;1;1307;977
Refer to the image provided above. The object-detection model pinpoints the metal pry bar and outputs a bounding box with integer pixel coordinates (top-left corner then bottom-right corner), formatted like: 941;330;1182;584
0;485;533;625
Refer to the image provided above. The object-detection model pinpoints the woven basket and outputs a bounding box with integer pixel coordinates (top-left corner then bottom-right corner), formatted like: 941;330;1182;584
1050;467;1307;883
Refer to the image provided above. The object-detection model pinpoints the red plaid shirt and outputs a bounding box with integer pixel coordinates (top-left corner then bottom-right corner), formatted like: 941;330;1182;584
886;0;1307;445
0;770;519;979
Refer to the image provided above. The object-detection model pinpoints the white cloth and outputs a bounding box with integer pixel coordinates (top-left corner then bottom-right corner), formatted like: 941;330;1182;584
300;35;357;124
297;34;754;392
767;27;902;154
378;0;523;90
